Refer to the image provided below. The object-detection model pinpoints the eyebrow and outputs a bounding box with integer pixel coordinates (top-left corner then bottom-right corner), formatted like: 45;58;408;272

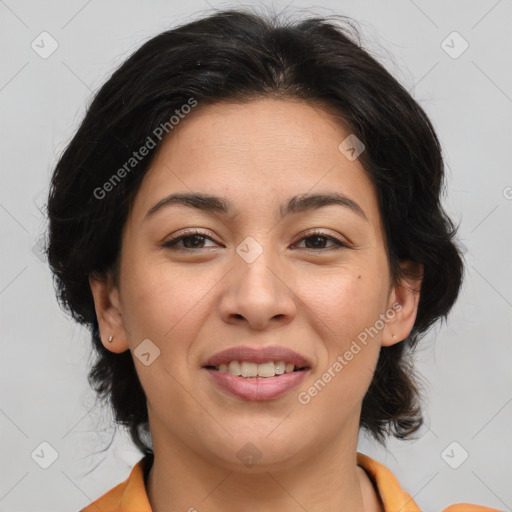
144;191;368;222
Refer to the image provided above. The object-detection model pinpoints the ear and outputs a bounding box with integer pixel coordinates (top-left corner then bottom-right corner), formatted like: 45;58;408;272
382;260;423;347
89;272;129;353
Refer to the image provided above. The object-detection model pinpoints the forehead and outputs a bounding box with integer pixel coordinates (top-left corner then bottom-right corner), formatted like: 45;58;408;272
129;98;381;228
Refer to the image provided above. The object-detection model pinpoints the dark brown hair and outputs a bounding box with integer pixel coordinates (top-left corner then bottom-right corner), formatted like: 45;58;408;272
46;7;464;456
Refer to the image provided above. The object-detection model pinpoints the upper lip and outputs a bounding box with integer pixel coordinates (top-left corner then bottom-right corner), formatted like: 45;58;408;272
202;345;312;368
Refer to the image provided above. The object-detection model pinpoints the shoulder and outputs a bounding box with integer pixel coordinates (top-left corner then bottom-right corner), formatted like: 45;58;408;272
79;478;128;512
356;452;503;512
79;456;151;512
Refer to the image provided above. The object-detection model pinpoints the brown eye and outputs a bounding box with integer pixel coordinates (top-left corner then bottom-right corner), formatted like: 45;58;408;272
163;231;218;250
294;231;348;251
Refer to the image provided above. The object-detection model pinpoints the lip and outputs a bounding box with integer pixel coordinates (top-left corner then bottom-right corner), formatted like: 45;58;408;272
202;345;312;368
204;368;310;401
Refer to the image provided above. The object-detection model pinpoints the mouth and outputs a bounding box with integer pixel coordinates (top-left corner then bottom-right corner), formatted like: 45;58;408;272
202;345;312;401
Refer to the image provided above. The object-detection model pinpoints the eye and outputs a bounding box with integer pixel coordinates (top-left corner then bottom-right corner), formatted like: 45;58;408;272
162;230;218;250
293;230;348;251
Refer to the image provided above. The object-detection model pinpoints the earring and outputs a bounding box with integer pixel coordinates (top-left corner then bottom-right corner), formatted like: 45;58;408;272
108;336;113;343
392;334;397;339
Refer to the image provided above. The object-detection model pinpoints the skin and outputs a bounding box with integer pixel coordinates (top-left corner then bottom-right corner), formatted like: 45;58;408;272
90;97;422;512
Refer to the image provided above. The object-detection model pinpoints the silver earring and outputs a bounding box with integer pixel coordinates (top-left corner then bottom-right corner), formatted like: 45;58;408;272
108;336;113;343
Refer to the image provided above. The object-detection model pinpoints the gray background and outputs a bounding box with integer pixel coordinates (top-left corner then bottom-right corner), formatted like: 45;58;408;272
0;1;511;511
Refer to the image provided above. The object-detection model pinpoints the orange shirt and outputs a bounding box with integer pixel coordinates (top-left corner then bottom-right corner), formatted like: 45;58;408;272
80;451;503;512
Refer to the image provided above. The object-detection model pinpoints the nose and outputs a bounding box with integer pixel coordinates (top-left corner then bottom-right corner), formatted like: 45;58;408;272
218;243;297;330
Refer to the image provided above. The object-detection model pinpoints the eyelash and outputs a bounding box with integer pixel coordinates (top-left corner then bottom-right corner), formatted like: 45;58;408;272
162;229;349;252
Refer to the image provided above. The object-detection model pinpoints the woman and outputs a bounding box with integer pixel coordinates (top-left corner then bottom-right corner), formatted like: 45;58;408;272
46;7;501;512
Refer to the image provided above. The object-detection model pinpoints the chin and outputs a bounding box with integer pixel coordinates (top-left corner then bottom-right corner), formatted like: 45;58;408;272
199;430;314;473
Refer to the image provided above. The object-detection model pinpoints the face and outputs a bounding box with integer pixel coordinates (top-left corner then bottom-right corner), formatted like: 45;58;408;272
91;97;420;472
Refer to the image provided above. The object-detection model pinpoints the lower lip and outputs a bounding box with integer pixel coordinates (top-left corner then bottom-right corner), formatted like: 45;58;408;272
204;368;309;401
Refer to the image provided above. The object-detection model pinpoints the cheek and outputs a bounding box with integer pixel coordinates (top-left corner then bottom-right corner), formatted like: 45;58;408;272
118;258;210;400
298;266;385;399
304;265;388;341
119;253;216;350
296;335;379;442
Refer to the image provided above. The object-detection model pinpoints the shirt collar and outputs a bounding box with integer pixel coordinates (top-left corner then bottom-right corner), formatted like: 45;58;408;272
356;452;421;512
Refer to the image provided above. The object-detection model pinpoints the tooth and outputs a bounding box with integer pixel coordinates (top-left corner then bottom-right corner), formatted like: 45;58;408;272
274;361;286;375
240;361;258;377
257;362;275;377
219;360;302;377
228;361;241;376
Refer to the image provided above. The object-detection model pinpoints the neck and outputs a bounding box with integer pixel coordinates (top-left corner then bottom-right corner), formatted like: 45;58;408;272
146;416;372;512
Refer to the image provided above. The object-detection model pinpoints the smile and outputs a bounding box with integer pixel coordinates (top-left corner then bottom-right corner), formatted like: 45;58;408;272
205;360;308;378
